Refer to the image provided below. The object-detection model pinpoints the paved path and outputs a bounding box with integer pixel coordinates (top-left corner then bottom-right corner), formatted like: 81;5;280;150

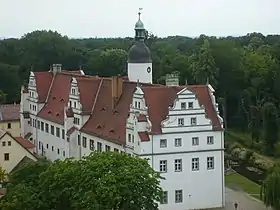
224;187;272;210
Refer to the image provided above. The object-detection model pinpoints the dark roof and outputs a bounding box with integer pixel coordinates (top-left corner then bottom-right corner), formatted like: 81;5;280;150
0;104;20;121
10;156;35;173
128;41;152;63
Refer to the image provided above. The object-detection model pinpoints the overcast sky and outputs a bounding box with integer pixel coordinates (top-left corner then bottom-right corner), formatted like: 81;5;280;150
0;0;279;38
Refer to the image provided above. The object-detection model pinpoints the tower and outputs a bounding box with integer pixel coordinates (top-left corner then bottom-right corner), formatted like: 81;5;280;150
127;9;153;84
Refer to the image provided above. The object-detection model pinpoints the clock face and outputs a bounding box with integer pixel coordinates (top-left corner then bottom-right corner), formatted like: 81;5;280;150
147;67;151;73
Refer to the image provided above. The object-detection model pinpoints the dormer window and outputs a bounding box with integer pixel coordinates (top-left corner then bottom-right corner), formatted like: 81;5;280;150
188;102;194;109
181;102;186;109
71;88;76;95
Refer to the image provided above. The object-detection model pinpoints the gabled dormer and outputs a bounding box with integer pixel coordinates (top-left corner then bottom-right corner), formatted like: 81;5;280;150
68;77;82;113
28;72;39;103
161;86;212;133
131;86;147;114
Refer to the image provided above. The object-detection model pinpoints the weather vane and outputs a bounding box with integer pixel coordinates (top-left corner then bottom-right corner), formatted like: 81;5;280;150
138;8;143;19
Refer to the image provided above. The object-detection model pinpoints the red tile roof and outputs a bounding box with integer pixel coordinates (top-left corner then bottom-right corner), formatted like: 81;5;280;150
138;131;150;142
81;79;137;145
14;137;35;149
137;114;147;122
66;126;77;136
0;104;20;121
34;72;53;103
34;71;222;145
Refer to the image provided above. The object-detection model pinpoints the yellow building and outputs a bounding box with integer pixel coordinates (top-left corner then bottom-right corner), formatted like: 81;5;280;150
0;104;20;137
0;129;37;173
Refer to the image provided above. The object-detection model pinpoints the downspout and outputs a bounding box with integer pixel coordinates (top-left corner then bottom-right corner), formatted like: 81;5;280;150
151;133;154;169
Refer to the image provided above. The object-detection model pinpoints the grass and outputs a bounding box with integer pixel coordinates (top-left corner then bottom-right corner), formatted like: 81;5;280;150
225;172;262;200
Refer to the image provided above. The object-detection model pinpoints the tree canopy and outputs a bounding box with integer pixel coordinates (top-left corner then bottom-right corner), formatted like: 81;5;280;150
0;152;162;210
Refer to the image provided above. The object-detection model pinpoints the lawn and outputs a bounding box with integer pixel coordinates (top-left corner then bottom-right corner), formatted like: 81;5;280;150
225;172;262;200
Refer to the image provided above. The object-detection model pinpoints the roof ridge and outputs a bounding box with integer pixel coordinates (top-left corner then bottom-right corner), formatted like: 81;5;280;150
45;74;56;103
91;78;104;114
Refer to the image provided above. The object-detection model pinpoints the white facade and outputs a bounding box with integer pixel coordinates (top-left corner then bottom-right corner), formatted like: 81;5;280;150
127;63;153;84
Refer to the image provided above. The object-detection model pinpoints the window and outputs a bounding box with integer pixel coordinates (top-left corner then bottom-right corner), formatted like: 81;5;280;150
181;102;186;109
39;142;41;149
2;142;6;146
57;148;60;154
51;125;54;135
90;139;94;151
114;148;119;152
159;160;167;173
132;135;134;143
134;101;137;108
7;123;11;129
175;190;183;203
63;151;66;157
128;134;131;142
45;123;49;133
41;122;44;131
161;191;168;204
174;159;182;172
37;120;40;129
67;137;70;142
97;142;102;152
46;144;49;149
174;138;182;147
191;117;197;126
178;118;184;126
62;129;65;139
207;136;214;145
4;153;9;161
56;127;60;137
207;157;214;170
160;139;167;148
105;145;111;151
188;102;194;109
138;101;141;109
192;158;199;171
7;141;11;146
74;117;80;125
82;137;87;148
52;146;54;151
74;102;77;108
78;135;81;146
192;137;199;146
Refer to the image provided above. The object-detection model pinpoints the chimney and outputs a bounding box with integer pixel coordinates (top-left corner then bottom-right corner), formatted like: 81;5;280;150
165;73;179;86
112;75;123;108
52;64;62;75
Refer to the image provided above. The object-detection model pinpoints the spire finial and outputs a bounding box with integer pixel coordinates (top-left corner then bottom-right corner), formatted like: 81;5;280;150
138;8;143;20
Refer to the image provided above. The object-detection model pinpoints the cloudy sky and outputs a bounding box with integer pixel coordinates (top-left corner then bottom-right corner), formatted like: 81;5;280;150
0;0;279;38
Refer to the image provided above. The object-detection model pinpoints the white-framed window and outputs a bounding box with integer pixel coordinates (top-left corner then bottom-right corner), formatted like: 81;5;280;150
175;190;183;203
89;139;94;151
181;102;186;109
71;88;76;95
178;118;184;126
174;159;182;172
188;102;194;109
159;160;167;173
191;117;197;125
174;138;182;147
161;191;168;204
207;157;214;170
207;136;214;144
160;139;167;148
128;134;131;142
192;158;199;171
192;137;199;146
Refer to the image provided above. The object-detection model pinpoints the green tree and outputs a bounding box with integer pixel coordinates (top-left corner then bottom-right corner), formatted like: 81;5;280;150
263;102;279;155
0;167;6;183
261;163;280;209
189;39;218;86
1;152;162;210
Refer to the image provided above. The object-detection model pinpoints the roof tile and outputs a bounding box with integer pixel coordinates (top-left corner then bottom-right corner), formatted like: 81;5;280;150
0;104;20;121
